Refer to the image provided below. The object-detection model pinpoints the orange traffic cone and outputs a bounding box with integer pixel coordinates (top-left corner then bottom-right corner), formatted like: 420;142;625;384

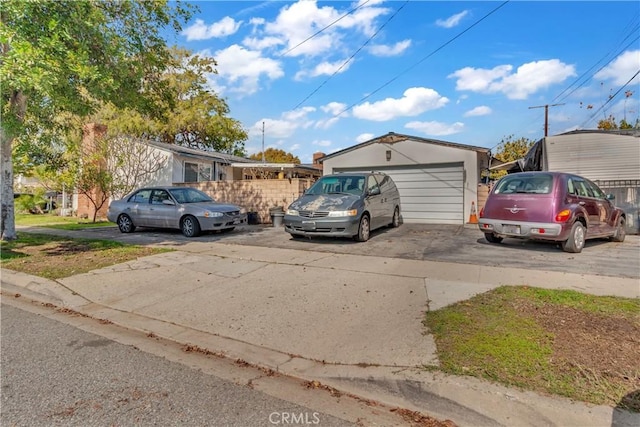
468;201;478;224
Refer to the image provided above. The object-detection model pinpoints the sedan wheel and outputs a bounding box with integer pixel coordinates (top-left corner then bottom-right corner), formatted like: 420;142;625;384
354;215;370;242
390;207;400;228
181;215;201;238
117;214;136;233
562;221;585;253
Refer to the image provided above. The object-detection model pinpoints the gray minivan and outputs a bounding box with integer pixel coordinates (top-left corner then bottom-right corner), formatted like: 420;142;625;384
284;172;401;242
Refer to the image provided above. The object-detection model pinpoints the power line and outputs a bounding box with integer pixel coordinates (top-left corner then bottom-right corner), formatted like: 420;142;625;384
290;0;410;111
528;103;565;137
580;69;640;128
489;14;640;153
332;1;510;119
279;0;373;58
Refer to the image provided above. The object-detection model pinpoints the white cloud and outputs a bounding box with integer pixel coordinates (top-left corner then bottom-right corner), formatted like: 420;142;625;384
369;39;412;57
206;45;284;95
250;107;317;139
356;133;375;143
243;36;282;50
182;17;242;41
435;10;469;29
464;106;492;117
449;60;576;100
352;87;449;121
312;140;332;147
314;103;348;129
283;106;316;122
405;121;465;136
261;0;389;58
594;50;640;86
290;143;301;151
295;59;352;80
250;119;297;139
449;65;513;92
321;102;348;116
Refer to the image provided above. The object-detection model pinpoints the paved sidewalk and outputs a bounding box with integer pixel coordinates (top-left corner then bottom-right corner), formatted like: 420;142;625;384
2;230;639;426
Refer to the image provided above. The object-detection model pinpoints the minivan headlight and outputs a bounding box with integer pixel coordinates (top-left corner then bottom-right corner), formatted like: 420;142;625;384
327;209;358;217
286;209;299;216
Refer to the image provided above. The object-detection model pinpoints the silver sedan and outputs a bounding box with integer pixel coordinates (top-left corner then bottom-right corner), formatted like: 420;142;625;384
107;186;248;237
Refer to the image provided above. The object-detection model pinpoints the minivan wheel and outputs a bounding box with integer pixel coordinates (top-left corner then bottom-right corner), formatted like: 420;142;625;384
562;222;585;253
610;217;626;242
390;207;400;228
117;214;136;233
354;215;370;242
181;215;201;238
484;233;503;244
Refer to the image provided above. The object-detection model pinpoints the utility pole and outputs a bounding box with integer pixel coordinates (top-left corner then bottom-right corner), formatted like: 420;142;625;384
261;121;265;163
529;103;565;137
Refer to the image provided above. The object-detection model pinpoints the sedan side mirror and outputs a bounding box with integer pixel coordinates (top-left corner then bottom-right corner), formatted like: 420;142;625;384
606;193;615;201
162;199;175;206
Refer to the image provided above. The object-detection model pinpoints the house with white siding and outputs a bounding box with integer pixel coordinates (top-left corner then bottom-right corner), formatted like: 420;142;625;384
320;132;491;225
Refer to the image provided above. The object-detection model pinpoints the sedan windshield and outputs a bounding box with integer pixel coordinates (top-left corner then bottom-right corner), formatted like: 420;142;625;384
306;176;365;195
168;188;215;203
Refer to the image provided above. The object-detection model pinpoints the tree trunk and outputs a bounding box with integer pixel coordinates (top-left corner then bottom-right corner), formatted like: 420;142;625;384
1;126;17;241
1;90;27;241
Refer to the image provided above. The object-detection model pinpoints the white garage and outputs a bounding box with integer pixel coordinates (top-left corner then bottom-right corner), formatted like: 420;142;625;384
322;133;490;225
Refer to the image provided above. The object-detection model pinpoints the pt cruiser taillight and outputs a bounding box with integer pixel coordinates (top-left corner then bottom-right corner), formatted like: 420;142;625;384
555;209;571;222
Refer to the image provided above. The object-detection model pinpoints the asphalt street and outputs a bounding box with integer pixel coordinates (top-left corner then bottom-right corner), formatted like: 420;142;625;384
0;302;379;427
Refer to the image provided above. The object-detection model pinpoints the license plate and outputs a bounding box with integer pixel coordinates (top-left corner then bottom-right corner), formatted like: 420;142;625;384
302;220;316;230
233;219;241;225
502;224;521;234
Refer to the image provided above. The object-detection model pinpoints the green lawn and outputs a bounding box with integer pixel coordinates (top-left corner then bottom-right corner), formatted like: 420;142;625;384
1;232;169;279
424;286;640;410
16;213;114;230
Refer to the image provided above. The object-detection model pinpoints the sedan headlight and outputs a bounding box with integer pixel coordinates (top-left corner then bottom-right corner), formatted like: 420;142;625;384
327;209;358;217
203;211;224;218
286;209;299;216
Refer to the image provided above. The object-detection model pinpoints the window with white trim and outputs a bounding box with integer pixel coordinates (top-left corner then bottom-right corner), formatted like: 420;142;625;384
184;162;212;182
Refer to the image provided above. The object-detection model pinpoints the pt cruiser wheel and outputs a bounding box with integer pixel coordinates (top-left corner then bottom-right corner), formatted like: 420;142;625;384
562;222;585;253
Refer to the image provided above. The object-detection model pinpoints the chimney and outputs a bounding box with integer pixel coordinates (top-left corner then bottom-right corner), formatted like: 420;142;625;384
312;152;325;171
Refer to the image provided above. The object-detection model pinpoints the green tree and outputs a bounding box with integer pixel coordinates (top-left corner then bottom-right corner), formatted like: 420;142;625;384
250;148;301;164
93;47;248;156
1;0;194;240
597;115;619;130
597;115;637;130
489;135;535;180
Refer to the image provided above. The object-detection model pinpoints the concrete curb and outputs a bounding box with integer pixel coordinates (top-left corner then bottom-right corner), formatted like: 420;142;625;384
2;268;636;427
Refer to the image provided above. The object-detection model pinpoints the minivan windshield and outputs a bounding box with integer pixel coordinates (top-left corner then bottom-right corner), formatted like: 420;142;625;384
306;175;365;195
494;174;553;195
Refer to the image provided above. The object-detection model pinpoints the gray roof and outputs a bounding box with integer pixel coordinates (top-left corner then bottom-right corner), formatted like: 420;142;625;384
319;132;490;162
147;140;254;164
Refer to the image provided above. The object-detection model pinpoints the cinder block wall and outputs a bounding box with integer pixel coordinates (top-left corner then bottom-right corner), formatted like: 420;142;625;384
179;179;315;223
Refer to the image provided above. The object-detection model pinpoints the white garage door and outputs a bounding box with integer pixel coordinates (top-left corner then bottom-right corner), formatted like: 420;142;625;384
334;163;465;224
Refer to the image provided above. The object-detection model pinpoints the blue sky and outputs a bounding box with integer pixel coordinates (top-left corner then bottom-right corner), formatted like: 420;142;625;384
170;1;640;163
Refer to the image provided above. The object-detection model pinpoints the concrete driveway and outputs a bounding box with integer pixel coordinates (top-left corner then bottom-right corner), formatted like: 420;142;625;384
33;222;640;279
